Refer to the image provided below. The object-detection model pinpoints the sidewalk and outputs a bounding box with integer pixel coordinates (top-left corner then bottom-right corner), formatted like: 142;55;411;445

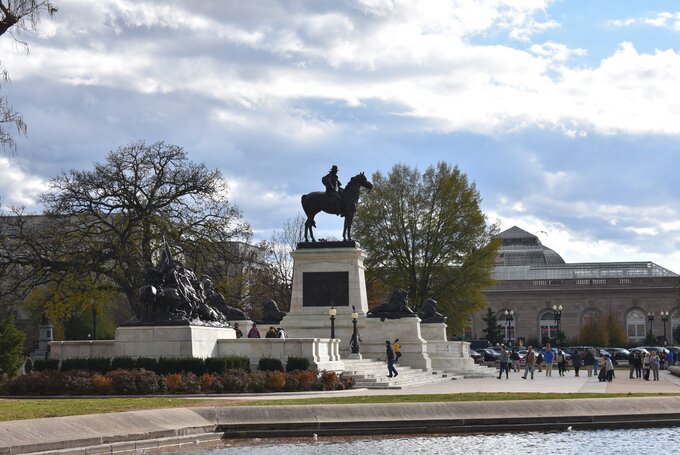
212;366;680;401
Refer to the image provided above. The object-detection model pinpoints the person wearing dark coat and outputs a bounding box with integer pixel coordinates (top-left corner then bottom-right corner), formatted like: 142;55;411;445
572;350;582;377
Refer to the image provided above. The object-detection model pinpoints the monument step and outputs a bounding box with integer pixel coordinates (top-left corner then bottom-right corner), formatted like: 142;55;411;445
342;357;455;389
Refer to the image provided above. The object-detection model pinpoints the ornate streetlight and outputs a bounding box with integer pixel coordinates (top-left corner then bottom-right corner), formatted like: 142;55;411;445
552;304;563;337
504;309;514;344
647;311;655;340
350;305;360;354
329;306;337;339
661;311;669;345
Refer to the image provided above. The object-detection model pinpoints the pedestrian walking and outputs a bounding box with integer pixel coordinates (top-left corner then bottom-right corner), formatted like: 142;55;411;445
386;340;398;378
522;346;536;380
510;349;520;372
556;349;566;376
497;345;510;379
393;339;402;364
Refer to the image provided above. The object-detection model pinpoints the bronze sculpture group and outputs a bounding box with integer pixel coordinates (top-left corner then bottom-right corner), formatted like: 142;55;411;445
137;238;248;325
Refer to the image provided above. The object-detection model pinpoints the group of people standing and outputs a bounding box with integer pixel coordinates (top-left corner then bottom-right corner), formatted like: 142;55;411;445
628;350;668;381
233;322;288;339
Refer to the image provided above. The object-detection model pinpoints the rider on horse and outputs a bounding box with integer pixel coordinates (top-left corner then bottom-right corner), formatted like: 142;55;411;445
322;164;344;216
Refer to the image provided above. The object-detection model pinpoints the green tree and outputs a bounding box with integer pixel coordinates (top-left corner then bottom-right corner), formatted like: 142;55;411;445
1;1;57;151
482;308;504;344
579;316;608;346
353;162;499;332
0;141;250;319
0;316;25;377
606;314;628;346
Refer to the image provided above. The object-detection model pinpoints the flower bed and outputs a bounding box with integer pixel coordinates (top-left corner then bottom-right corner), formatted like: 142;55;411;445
0;369;355;396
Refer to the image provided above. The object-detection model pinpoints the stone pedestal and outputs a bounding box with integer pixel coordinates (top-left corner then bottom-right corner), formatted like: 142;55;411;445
281;245;369;355
113;325;236;358
420;322;448;342
32;322;54;360
359;317;432;369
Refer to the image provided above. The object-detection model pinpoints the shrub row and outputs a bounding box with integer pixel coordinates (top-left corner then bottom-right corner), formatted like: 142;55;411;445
0;369;354;396
34;356;310;375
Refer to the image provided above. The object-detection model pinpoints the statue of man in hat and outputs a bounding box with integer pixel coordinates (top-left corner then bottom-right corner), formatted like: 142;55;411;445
321;165;343;215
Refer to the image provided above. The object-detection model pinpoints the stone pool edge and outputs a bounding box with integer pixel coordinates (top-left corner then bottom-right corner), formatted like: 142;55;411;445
3;396;680;454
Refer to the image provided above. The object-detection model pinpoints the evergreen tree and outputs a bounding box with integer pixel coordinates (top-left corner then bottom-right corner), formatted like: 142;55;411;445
0;316;25;378
482;308;503;344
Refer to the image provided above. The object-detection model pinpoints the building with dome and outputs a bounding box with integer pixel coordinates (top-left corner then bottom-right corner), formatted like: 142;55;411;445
471;226;680;345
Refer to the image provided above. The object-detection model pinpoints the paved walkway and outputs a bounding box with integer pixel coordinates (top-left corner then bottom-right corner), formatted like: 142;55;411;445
204;366;680;401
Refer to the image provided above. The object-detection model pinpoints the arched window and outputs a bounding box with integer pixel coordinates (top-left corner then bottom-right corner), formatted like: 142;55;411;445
539;311;557;342
671;310;680;344
626;309;646;342
497;310;516;343
581;309;601;326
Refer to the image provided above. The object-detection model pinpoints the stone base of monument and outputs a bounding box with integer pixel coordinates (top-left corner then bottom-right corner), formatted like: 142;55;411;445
357;317;432;370
113;325;236;358
217;338;343;372
417;322;479;371
48;324;345;373
281;308;365;356
49;325;237;360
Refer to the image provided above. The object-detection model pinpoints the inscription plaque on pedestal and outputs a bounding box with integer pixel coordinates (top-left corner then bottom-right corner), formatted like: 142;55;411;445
303;272;349;307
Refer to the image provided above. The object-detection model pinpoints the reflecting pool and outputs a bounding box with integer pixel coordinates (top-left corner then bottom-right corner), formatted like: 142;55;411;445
176;426;680;455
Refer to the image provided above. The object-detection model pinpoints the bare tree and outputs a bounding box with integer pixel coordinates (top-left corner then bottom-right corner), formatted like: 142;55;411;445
263;214;305;310
0;140;251;319
1;1;57;151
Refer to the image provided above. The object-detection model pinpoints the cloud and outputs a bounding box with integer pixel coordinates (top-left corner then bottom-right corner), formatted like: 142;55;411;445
0;158;49;209
608;11;680;31
3;1;678;139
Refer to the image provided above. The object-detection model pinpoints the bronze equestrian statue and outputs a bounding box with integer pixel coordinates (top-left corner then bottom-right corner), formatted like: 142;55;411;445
301;168;373;242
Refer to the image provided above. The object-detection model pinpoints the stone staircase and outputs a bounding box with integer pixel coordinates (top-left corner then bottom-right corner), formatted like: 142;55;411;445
436;363;498;379
341;358;462;389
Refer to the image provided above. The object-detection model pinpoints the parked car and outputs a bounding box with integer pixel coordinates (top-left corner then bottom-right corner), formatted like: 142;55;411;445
470;350;483;364
629;347;650;357
475;348;501;362
604;347;631;363
639;346;670;356
470;340;492;350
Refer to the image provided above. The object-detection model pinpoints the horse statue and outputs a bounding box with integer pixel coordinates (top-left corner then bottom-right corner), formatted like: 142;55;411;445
301;172;373;242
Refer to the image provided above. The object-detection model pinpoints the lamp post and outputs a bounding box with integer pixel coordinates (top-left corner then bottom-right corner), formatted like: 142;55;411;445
647;311;655;340
661;311;669;345
350;305;360;354
329;306;337;339
504;309;514;344
91;299;97;341
552;304;562;339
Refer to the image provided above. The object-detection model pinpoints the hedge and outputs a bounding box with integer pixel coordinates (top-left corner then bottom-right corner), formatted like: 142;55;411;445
286;356;311;372
0;369;355;395
258;358;284;372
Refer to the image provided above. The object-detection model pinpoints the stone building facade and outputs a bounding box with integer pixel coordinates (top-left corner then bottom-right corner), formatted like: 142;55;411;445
472;226;680;345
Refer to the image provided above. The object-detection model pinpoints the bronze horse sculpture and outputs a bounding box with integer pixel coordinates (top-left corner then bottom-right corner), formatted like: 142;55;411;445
301;172;373;242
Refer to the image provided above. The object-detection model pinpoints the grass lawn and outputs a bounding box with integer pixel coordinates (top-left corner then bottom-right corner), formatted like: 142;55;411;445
0;397;245;422
2;392;678;421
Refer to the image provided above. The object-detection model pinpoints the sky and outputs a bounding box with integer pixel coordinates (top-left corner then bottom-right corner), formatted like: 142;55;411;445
1;0;680;271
